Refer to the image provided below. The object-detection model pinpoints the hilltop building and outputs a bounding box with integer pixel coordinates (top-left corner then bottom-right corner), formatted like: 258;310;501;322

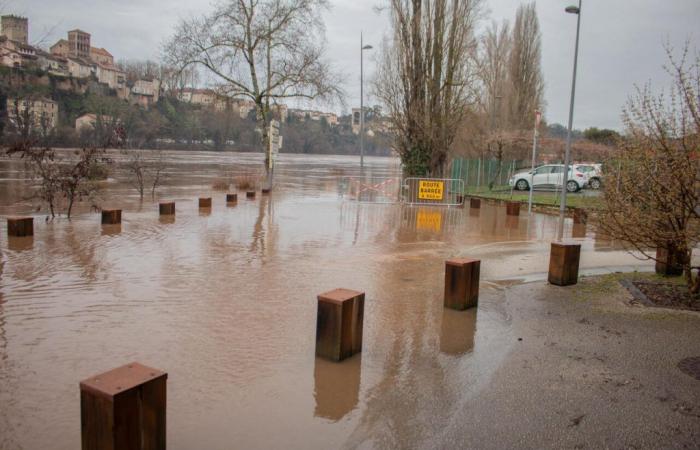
0;15;28;44
6;97;58;132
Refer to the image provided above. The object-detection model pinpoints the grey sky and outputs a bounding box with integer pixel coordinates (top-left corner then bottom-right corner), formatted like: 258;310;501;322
10;0;700;130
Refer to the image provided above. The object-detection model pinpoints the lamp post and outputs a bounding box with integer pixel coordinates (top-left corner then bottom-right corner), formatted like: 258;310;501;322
558;0;583;240
360;33;373;170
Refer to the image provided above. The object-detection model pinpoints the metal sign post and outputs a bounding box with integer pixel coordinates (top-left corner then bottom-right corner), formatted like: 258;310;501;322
528;110;542;215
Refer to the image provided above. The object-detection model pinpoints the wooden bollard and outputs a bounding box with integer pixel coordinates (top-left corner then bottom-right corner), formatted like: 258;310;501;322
316;289;364;362
199;197;212;208
444;258;480;310
246;191;256;199
470;198;481;209
80;362;167;450
548;243;581;286
456;195;464;205
159;202;175;216
101;209;121;225
573;208;588;224
7;217;33;237
506;201;521;216
226;193;238;203
262;188;271;195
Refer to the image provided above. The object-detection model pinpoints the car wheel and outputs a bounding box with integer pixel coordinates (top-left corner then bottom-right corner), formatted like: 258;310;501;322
515;179;529;191
566;180;579;193
590;177;601;190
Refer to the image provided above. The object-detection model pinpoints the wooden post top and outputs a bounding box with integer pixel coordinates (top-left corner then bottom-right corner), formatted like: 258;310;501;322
199;197;211;201
446;258;480;267
7;216;33;220
101;209;121;212
159;201;175;205
80;362;167;400
551;242;581;249
318;288;364;305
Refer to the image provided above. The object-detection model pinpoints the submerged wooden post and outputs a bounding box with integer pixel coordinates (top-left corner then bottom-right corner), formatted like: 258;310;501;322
159;202;175;216
198;198;211;208
80;362;167;450
226;193;238;203
316;289;364;362
548;243;581;286
261;188;271;195
246;191;256;199
7;217;33;237
470;198;481;209
506;201;521;216
444;258;480;310
455;195;464;206
573;208;588;224
101;210;122;225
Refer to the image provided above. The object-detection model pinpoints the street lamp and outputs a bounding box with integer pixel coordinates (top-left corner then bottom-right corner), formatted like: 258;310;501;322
360;32;373;170
558;0;582;240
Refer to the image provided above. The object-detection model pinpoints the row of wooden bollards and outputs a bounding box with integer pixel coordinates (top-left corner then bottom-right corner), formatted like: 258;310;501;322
5;191;271;234
76;247;581;448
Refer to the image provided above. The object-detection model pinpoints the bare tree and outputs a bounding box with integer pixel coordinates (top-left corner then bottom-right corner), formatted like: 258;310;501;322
508;2;544;129
598;44;700;295
164;0;343;187
123;150;167;200
375;0;483;176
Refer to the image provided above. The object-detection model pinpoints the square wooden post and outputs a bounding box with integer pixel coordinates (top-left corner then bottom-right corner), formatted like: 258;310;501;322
159;202;175;216
101;210;122;225
246;191;256;199
80;362;167;450
573;208;588;224
226;193;238;203
198;198;211;208
548;243;581;286
444;259;480;310
316;289;364;362
506;201;521;216
7;217;33;237
470;198;481;209
261;188;271;195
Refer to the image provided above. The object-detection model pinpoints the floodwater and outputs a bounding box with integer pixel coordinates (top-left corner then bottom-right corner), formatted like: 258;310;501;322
0;151;652;449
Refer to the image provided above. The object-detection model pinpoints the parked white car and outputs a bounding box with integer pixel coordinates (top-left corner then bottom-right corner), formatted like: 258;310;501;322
573;163;603;189
509;164;589;192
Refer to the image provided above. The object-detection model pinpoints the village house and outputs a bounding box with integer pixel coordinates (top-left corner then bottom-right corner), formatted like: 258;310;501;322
75;113;117;132
130;78;161;108
6;97;59;132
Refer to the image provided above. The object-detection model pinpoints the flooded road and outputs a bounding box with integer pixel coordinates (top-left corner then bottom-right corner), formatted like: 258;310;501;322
0;152;653;449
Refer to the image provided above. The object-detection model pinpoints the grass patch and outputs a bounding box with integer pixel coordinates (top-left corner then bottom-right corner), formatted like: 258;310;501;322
464;186;602;209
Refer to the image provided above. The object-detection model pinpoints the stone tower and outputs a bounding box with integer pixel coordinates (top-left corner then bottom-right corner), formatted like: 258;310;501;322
1;15;28;44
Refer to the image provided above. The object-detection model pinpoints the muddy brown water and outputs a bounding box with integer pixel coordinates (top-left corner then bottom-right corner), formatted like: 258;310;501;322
0;151;652;449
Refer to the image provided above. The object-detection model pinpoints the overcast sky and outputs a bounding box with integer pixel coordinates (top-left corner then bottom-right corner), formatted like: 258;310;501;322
10;0;700;130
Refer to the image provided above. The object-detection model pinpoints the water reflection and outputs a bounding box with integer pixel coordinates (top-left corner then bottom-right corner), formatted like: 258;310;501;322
314;355;362;421
7;236;33;252
159;215;176;225
572;223;587;239
439;308;477;356
101;223;122;236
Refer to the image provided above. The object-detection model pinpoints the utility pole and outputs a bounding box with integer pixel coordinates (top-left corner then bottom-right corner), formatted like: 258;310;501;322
558;0;583;240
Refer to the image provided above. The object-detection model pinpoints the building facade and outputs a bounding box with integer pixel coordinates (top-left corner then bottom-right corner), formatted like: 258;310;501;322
0;15;28;45
67;29;90;58
6;97;58;132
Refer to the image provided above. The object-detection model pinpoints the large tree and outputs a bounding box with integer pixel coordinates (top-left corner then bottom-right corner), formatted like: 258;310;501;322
375;0;483;176
165;0;342;186
508;1;544;129
599;45;700;294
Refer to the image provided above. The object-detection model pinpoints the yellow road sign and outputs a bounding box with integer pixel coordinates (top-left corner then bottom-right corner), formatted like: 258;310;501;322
418;180;444;200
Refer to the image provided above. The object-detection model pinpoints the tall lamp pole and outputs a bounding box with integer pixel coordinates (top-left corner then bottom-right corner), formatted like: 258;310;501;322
360;33;373;170
558;0;583;240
